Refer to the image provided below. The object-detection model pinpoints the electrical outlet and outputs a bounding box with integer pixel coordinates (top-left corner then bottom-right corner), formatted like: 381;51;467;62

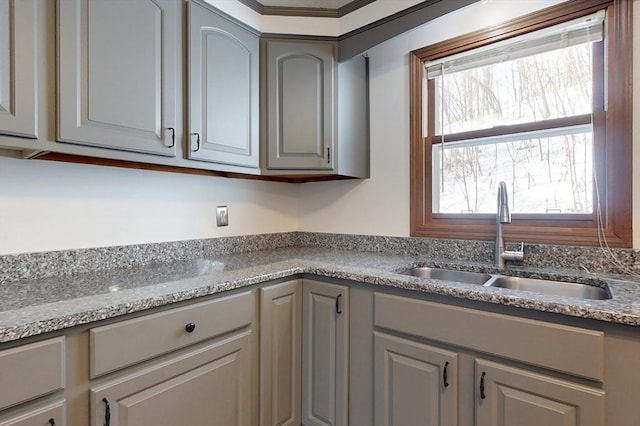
216;206;229;227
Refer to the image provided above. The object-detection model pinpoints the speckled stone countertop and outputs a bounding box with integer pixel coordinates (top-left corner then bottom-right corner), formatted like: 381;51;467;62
1;246;639;343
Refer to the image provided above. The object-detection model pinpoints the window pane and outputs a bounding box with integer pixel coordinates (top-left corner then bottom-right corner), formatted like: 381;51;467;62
434;44;593;135
432;132;593;214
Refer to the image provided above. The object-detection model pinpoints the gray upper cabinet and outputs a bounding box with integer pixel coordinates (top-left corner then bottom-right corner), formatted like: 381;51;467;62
57;0;178;156
264;40;336;171
0;0;37;139
188;2;259;168
262;39;369;178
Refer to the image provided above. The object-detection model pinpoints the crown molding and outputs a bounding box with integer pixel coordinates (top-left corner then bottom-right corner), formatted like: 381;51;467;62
236;0;376;17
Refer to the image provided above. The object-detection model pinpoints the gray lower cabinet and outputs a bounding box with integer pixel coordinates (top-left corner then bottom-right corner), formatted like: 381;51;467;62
262;39;369;178
260;280;302;426
0;337;66;426
57;0;178;156
302;279;349;426
188;2;260;168
0;0;37;139
475;359;605;426
90;330;253;426
374;332;458;426
0;401;66;426
374;291;609;426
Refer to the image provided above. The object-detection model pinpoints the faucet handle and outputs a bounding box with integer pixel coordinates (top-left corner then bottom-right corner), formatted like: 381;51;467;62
518;242;524;253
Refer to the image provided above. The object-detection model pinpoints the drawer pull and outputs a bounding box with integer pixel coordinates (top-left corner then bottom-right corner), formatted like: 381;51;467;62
336;294;343;315
102;397;111;426
480;372;486;400
443;361;449;388
185;322;196;333
48;419;56;426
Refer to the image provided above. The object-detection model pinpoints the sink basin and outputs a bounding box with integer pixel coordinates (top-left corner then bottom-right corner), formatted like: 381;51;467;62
486;276;611;300
400;267;492;285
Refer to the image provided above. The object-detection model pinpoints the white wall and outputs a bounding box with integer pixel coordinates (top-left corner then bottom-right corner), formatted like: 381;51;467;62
298;0;640;249
1;0;637;255
0;157;298;254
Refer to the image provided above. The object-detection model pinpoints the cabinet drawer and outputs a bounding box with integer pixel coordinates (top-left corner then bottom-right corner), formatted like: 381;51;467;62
374;293;604;381
0;400;66;426
90;291;253;378
0;338;65;410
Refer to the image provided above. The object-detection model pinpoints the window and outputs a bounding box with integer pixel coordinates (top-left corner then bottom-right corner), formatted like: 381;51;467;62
410;0;632;247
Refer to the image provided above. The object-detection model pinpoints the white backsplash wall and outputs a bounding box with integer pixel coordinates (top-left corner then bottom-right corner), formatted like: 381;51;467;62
298;0;640;249
0;157;298;255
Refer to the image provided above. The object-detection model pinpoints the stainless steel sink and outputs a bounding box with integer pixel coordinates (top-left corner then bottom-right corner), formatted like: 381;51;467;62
485;276;611;300
400;267;492;285
399;266;611;300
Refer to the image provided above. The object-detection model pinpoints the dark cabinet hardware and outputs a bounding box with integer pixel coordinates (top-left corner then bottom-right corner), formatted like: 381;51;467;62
480;372;486;400
167;127;175;148
102;397;111;426
443;361;449;388
192;132;201;152
336;294;342;314
185;322;196;333
48;419;56;426
327;147;331;163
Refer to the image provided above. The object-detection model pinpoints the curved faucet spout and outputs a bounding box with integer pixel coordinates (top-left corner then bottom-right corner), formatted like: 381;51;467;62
496;181;523;268
497;181;511;224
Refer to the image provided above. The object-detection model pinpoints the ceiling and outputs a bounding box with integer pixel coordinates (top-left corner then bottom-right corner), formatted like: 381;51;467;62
255;0;358;7
237;0;376;17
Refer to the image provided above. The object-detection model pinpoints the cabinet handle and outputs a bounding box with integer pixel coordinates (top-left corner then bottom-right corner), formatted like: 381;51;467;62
327;147;331;164
48;419;56;426
185;322;196;333
479;372;486;400
336;294;342;314
443;361;449;388
192;132;201;152
166;127;175;148
102;397;111;426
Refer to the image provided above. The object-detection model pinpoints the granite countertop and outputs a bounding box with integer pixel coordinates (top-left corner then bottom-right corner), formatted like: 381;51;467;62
1;247;639;343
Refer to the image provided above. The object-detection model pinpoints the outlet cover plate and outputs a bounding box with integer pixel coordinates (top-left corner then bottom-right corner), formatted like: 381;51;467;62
216;206;229;227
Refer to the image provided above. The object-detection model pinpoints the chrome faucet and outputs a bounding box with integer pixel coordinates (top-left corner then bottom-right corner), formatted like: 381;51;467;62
496;181;524;268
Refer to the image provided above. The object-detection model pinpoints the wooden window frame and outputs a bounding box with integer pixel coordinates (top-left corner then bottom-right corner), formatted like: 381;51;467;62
409;0;633;247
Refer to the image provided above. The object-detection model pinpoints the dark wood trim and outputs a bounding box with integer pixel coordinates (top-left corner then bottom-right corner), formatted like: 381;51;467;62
31;153;356;184
409;0;633;247
337;0;376;17
261;6;340;18
412;0;614;62
603;0;633;246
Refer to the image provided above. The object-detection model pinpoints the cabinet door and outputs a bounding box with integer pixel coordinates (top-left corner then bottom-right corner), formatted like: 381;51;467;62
0;0;37;138
302;280;348;426
0;400;66;426
260;280;302;426
57;0;177;156
374;332;458;426
90;331;253;426
265;40;336;170
188;2;259;168
475;359;605;426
